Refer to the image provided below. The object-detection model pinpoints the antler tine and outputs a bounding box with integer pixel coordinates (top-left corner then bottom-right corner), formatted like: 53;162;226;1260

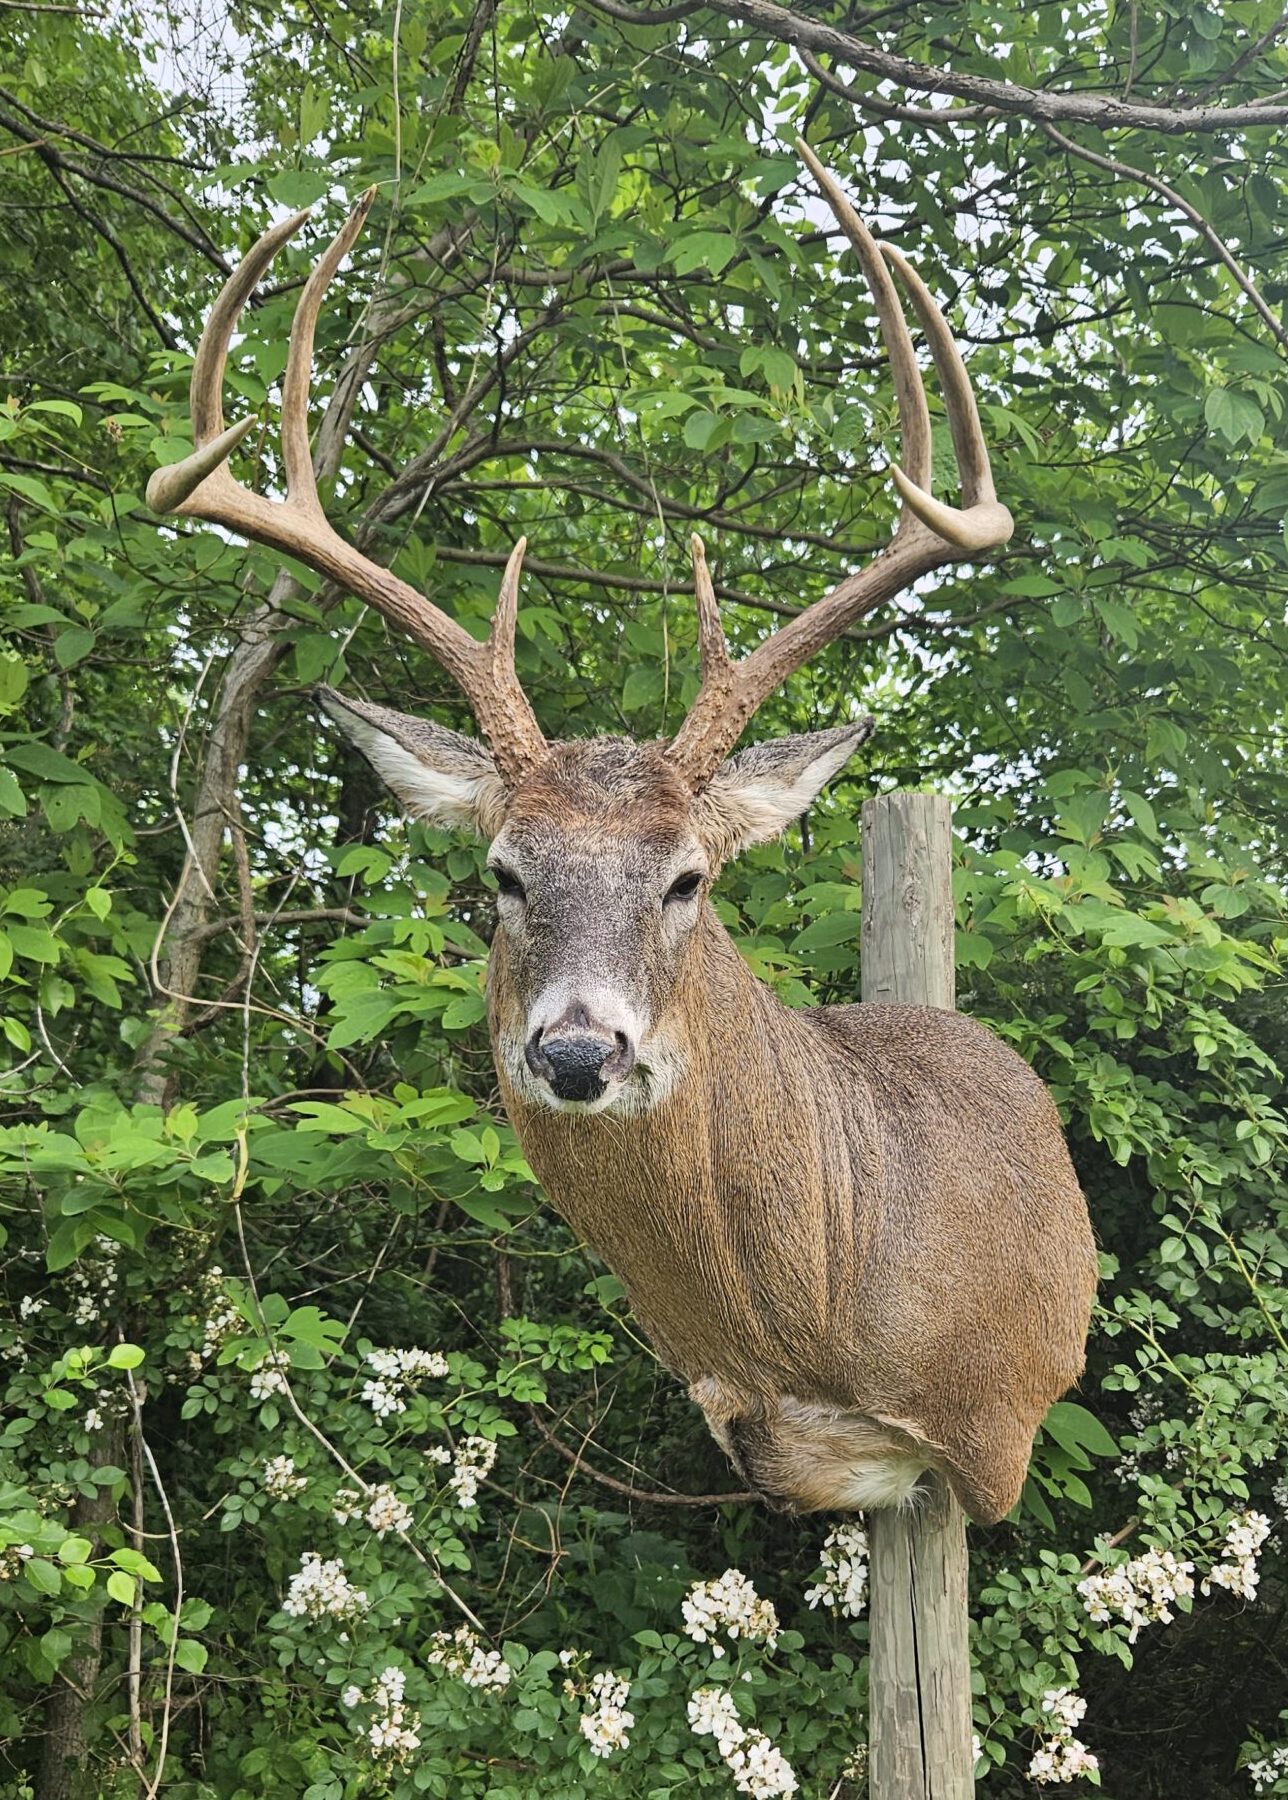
664;144;1015;789
282;187;378;509
146;195;548;783
795;137;931;497
689;536;732;685
146;207;312;515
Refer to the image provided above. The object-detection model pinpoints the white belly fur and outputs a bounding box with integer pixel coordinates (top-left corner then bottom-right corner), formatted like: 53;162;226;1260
691;1381;930;1513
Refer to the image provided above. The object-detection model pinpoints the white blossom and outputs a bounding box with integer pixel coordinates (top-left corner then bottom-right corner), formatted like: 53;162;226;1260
688;1687;797;1797
200;1269;241;1358
1029;1686;1098;1786
365;1484;413;1537
449;1436;498;1509
1202;1510;1271;1602
83;1407;103;1433
578;1670;634;1758
282;1553;369;1622
360;1377;405;1419
426;1625;511;1692
804;1523;868;1618
19;1295;46;1319
249;1348;290;1401
683;1569;780;1653
1029;1738;1101;1784
1248;1745;1288;1794
344;1665;422;1763
1079;1545;1194;1642
424;1444;452;1466
263;1455;307;1499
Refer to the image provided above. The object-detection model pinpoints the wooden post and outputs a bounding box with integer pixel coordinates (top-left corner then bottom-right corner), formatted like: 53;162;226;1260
860;792;973;1800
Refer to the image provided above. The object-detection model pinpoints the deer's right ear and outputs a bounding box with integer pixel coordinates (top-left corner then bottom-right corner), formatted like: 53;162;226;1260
317;688;509;839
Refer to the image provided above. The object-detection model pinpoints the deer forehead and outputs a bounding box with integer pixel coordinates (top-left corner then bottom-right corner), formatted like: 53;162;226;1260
497;738;703;858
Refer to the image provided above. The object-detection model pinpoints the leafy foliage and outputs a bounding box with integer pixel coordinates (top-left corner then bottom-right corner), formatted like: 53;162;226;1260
3;0;1288;1795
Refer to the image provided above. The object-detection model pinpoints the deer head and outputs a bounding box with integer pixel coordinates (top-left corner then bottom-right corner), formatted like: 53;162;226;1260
148;144;1013;1119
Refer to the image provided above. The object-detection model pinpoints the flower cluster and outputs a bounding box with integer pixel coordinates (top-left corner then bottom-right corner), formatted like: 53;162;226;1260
263;1454;307;1499
0;1543;35;1581
199;1267;241;1359
365;1483;414;1537
282;1553;370;1623
803;1523;869;1618
360;1346;448;1418
426;1625;511;1692
1248;1744;1288;1794
65;1237;119;1328
683;1570;780;1655
249;1348;291;1401
1078;1545;1195;1642
1202;1511;1272;1602
577;1670;635;1758
688;1687;799;1798
1028;1688;1099;1786
341;1666;422;1763
448;1435;497;1509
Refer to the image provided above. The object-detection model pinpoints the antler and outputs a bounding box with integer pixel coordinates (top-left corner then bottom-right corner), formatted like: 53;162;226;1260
146;189;547;783
665;139;1014;787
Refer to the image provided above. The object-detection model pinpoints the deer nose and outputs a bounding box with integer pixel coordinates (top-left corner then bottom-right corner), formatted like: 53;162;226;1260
525;1009;636;1102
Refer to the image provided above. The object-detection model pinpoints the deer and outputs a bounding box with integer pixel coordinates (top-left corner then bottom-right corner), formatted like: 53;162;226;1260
148;143;1097;1526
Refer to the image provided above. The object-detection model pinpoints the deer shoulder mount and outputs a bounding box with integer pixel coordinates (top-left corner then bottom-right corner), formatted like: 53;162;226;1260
149;142;1097;1525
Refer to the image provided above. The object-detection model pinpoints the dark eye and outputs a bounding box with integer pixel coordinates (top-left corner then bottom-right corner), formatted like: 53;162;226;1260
665;871;703;905
490;866;525;901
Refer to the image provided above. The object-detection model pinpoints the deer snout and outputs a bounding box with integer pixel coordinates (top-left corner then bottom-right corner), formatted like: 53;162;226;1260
524;1004;637;1103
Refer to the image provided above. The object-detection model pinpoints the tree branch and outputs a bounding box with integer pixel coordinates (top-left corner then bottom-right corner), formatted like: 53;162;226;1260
585;0;1288;132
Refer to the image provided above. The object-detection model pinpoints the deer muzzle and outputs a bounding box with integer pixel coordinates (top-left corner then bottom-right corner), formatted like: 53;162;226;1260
525;1005;637;1104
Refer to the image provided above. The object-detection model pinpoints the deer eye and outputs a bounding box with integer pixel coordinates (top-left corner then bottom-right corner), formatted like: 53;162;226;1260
664;871;703;905
490;865;525;901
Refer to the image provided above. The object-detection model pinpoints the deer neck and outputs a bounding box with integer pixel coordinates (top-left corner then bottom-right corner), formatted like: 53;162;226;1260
490;909;869;1388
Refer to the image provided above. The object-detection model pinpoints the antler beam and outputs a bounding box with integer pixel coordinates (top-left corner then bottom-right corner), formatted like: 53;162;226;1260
147;189;547;783
663;139;1014;788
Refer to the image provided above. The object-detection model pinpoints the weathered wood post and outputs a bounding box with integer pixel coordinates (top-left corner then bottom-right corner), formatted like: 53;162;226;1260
861;792;973;1800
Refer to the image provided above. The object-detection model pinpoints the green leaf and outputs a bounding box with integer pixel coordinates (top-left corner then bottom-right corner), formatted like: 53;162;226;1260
1204;387;1263;447
24;1557;63;1596
670;231;738;276
106;1343;145;1370
1042;1400;1118;1459
107;1569;137;1607
173;1637;209;1673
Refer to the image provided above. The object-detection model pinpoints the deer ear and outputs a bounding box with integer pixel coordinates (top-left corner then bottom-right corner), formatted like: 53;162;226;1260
694;720;874;863
317;687;509;839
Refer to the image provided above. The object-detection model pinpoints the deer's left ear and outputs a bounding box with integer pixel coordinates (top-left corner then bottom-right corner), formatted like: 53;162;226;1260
318;688;509;839
693;719;874;863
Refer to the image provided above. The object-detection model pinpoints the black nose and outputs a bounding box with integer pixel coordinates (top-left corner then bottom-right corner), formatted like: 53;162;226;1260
525;1023;635;1102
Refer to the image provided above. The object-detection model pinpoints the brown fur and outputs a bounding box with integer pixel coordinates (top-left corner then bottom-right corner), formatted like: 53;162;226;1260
482;749;1097;1526
323;712;1098;1525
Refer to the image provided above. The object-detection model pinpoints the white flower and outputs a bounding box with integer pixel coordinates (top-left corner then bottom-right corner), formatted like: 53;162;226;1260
1202;1510;1271;1602
332;1487;365;1525
449;1436;498;1509
1079;1545;1194;1642
344;1666;422;1762
688;1687;797;1796
426;1625;511;1692
281;1553;369;1622
1029;1738;1100;1784
19;1295;46;1319
83;1407;103;1433
683;1570;780;1651
1041;1689;1087;1734
199;1269;241;1358
578;1670;634;1758
1248;1745;1288;1794
263;1455;307;1499
424;1444;452;1466
365;1484;413;1537
360;1377;405;1419
250;1348;290;1401
804;1523;868;1617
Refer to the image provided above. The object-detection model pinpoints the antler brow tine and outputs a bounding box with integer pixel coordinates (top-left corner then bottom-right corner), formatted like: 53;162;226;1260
146;189;547;782
663;143;1014;789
